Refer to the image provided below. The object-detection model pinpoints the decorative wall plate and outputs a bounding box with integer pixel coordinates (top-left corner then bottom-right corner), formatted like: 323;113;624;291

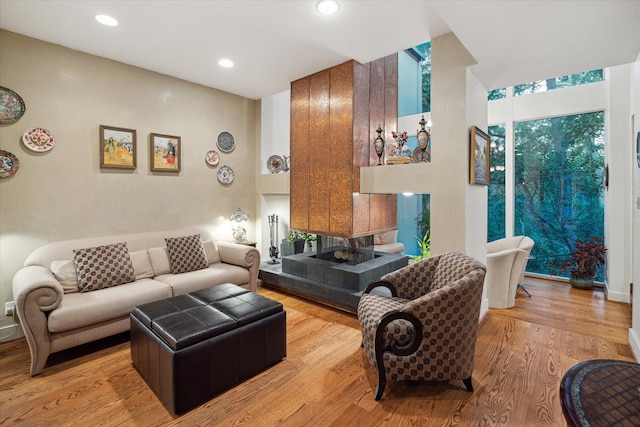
22;127;55;152
0;150;20;178
217;165;234;184
267;155;284;173
217;131;235;153
205;150;220;166
0;86;26;124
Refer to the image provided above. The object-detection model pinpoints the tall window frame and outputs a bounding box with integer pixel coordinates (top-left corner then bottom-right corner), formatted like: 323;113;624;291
488;73;606;282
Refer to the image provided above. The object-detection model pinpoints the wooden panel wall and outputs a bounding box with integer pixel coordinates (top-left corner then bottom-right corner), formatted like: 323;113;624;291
290;78;310;231
290;56;398;238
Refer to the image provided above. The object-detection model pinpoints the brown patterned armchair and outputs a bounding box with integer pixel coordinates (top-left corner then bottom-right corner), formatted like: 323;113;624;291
357;252;487;400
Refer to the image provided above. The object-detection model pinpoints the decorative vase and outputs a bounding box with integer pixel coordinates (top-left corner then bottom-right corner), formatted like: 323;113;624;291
569;272;594;290
417;115;430;150
373;125;385;166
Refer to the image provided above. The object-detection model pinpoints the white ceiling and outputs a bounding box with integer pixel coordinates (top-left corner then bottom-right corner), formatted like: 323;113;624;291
1;1;639;100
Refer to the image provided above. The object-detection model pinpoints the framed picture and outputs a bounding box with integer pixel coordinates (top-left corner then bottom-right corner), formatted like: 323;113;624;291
470;125;490;186
100;125;136;169
150;133;181;172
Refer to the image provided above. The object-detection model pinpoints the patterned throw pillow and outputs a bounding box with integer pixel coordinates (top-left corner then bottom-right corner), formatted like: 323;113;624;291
165;234;209;274
73;242;135;292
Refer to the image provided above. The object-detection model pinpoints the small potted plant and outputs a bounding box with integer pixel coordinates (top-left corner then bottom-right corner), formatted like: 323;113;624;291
411;231;431;263
285;230;317;254
552;236;607;290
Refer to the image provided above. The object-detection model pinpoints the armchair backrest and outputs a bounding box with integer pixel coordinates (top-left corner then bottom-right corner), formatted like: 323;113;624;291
487;236;525;254
431;252;486;291
379;256;440;300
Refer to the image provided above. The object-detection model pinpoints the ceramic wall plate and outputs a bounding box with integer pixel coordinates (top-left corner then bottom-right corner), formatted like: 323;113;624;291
0;150;20;178
0;86;26;124
217;131;235;153
267;155;284;173
23;127;55;152
217;165;234;184
205;150;220;166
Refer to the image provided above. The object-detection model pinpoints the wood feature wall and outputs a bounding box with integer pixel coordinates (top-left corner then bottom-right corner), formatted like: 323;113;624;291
290;56;398;238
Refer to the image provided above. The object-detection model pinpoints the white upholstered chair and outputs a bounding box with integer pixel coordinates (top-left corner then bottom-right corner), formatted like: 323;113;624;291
486;236;534;309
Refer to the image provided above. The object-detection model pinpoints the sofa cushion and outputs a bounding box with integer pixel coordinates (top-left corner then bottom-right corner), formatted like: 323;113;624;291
203;239;221;264
51;260;79;294
155;263;251;296
165;234;209;274
130;249;154;280
148;246;171;276
48;278;172;333
73;242;135;292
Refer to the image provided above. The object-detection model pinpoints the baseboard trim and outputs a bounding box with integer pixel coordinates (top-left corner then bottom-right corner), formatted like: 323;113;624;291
629;328;640;362
0;322;25;343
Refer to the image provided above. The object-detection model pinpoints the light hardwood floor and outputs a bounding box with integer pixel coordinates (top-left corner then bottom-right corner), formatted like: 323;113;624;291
0;277;634;426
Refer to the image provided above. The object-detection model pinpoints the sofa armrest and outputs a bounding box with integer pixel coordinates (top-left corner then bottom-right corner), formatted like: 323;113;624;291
216;242;261;292
12;265;64;376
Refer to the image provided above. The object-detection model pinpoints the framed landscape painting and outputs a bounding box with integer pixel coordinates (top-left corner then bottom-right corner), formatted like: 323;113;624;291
100;125;136;169
150;133;181;172
470;125;490;186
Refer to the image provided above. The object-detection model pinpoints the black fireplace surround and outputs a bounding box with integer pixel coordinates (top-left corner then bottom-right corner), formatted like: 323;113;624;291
260;234;408;312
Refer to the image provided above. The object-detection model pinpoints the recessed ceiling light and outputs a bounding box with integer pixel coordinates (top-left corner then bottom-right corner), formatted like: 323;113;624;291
316;0;339;15
218;59;234;68
95;14;118;26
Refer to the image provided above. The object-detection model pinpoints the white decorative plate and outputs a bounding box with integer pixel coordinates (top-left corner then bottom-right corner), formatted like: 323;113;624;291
217;165;234;184
0;150;19;178
23;127;55;152
267;155;284;173
217;131;235;153
205;150;220;166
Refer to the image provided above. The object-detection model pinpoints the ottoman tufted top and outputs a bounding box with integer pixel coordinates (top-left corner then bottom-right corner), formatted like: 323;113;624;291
131;283;283;350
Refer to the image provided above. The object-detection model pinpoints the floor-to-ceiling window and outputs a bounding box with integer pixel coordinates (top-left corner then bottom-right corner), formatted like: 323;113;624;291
397;42;431;257
514;112;605;280
488;124;506;242
488;70;606;281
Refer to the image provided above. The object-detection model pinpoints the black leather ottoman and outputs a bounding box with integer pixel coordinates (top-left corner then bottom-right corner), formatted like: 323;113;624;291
130;283;286;415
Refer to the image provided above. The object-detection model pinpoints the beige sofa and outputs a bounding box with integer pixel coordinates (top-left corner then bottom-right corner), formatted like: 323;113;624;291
12;227;260;376
374;230;405;254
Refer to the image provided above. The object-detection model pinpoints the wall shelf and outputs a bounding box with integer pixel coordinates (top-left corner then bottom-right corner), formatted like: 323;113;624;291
257;173;290;195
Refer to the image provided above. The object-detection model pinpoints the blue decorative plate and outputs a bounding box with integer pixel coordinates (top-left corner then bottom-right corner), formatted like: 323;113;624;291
217;131;235;153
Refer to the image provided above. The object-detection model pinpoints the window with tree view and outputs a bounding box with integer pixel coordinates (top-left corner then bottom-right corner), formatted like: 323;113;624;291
488;124;506;242
514;112;605;281
514;70;603;96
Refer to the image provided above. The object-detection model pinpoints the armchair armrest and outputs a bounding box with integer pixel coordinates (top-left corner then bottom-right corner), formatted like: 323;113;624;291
216;241;260;292
363;280;397;297
375;310;423;357
12;265;64;376
486;248;528;308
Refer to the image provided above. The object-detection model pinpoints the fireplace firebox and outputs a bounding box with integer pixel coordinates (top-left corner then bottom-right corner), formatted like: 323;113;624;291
260;237;408;312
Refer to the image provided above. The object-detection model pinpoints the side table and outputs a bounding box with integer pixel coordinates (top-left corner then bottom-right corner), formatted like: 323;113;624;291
560;359;640;426
234;240;257;247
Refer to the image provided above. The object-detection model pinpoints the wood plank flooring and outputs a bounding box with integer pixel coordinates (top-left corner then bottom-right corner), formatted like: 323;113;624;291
0;277;634;426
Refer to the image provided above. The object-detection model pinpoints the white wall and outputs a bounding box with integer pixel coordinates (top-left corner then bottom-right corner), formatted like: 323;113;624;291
260;90;290;175
629;58;640;361
606;65;634;303
0;31;259;337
